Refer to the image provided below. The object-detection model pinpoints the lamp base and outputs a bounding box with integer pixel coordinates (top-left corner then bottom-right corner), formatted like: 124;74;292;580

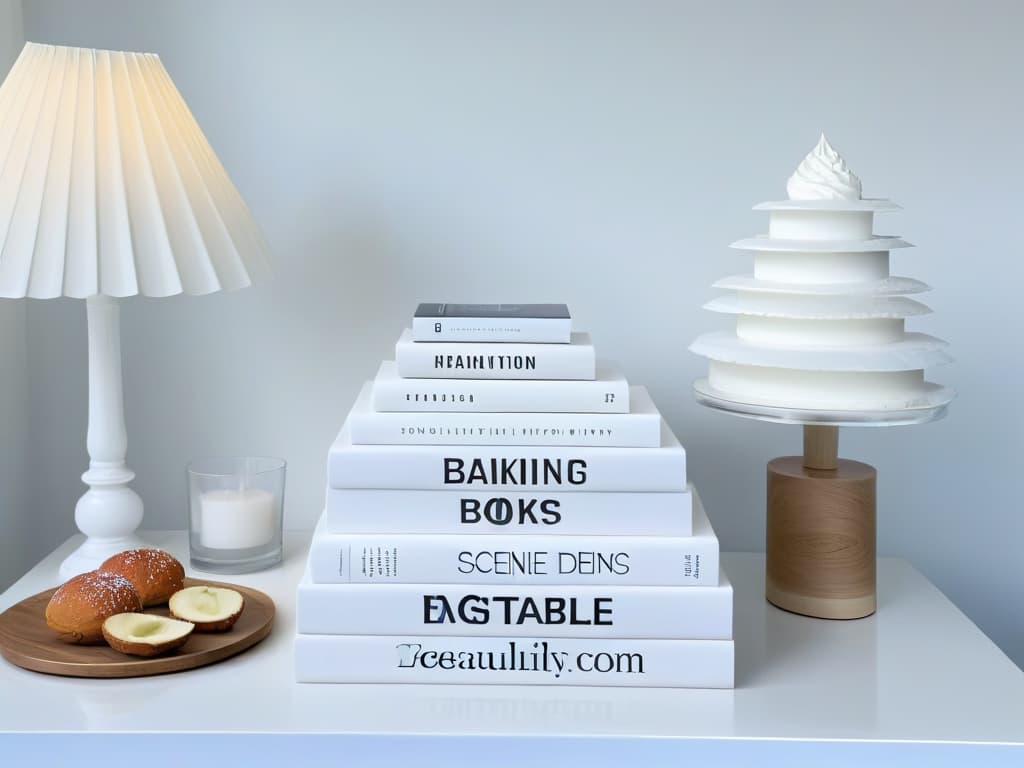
766;455;877;620
57;295;149;582
59;533;148;582
58;481;147;581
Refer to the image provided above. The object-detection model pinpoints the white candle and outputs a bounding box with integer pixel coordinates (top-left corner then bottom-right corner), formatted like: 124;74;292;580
199;488;277;549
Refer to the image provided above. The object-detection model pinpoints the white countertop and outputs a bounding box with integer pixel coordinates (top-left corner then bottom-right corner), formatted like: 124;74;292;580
1;530;1022;765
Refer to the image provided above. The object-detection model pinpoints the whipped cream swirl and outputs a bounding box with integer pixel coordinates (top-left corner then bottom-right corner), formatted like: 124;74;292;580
786;134;862;200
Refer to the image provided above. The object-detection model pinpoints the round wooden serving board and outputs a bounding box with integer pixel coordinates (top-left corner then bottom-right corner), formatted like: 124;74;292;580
0;577;275;678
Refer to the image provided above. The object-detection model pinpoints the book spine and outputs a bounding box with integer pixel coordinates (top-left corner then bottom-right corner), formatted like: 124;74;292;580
412;316;572;344
329;424;686;491
307;532;718;586
372;367;629;413
294;634;734;687
348;410;661;447
296;577;732;639
325;488;694;537
396;333;595;380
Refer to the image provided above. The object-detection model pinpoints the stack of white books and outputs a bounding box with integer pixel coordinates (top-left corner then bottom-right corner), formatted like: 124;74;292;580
295;304;735;687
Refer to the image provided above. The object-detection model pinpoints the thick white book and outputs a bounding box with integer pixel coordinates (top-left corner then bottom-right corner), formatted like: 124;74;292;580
412;303;572;344
352;382;660;447
309;491;716;585
395;328;596;380
372;360;630;414
296;569;732;639
325;486;694;536
328;417;687;491
294;634;734;688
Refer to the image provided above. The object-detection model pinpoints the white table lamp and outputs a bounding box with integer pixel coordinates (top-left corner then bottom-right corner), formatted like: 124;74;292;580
0;43;269;580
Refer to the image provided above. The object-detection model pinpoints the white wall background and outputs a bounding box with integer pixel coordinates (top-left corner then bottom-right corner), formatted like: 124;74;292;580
0;0;29;593
9;0;1022;666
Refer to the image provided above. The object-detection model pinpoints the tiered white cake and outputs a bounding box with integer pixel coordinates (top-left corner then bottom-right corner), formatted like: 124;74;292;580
294;304;735;687
691;135;954;417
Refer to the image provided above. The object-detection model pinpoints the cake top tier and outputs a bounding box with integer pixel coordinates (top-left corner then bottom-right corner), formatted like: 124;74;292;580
755;134;897;213
787;134;862;200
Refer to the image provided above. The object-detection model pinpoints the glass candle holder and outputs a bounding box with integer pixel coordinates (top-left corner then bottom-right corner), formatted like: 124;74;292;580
187;457;286;574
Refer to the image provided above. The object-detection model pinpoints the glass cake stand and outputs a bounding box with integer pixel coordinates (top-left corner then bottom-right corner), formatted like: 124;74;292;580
692;378;953;621
692;378;952;428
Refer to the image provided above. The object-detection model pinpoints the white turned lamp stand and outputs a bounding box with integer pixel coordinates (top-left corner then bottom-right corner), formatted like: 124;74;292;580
59;297;146;580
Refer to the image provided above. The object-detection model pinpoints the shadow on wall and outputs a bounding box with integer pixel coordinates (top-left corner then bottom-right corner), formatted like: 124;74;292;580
0;301;31;593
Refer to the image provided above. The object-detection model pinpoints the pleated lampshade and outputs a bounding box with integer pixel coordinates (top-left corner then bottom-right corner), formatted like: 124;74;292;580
0;42;269;298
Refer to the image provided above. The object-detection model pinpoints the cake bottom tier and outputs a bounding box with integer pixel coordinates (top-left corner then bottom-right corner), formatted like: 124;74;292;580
705;361;951;412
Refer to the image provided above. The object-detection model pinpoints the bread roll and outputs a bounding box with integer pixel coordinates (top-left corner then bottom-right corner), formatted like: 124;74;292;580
168;585;245;632
100;548;185;607
101;613;194;657
45;571;143;644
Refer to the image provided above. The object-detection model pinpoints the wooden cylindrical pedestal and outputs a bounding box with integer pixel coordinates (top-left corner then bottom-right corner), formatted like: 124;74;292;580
766;436;877;619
